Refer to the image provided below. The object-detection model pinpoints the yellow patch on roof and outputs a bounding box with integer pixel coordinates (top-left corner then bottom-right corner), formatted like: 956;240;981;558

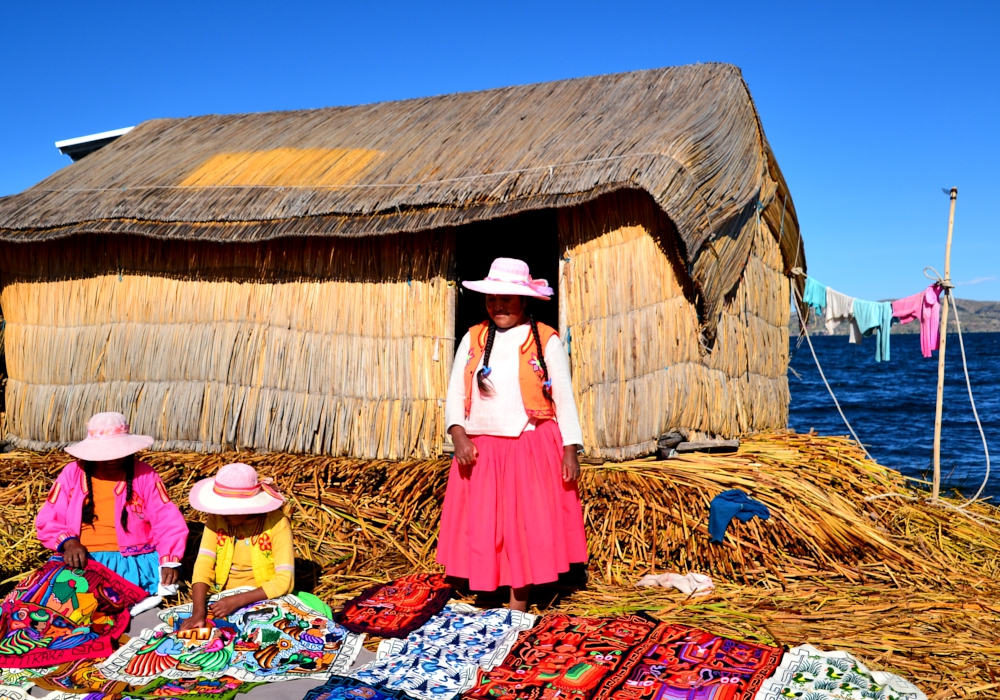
179;147;383;187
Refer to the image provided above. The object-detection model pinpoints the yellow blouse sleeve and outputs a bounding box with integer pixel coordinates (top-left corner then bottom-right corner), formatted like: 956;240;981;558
261;514;295;599
191;516;219;588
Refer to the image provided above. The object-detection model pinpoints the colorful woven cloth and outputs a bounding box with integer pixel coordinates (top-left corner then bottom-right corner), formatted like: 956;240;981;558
125;675;263;700
99;588;363;684
351;604;536;700
755;644;926;700
304;675;415;700
335;573;452;638
0;665;57;690
467;615;783;700
0;557;146;669
31;657;134;696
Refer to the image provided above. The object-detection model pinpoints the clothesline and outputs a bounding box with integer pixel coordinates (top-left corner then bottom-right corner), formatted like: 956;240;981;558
790;269;992;510
797;272;943;363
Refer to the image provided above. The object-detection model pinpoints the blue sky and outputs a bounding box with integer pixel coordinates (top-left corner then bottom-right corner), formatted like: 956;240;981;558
2;1;997;301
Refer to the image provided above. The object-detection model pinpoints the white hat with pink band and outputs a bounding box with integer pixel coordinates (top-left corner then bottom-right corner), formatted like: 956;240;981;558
65;412;155;462
461;258;553;300
189;462;285;515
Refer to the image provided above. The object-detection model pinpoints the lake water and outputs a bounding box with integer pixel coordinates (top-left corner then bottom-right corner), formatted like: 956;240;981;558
788;331;1000;501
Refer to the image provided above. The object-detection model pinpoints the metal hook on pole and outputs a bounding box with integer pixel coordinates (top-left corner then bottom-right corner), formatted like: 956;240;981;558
931;187;958;502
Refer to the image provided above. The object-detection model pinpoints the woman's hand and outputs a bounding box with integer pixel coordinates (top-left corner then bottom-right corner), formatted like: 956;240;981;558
449;427;479;466
562;447;581;482
178;613;208;632
62;539;89;569
160;566;180;587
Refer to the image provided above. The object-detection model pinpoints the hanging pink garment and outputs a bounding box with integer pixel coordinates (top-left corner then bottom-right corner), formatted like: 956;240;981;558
892;284;943;357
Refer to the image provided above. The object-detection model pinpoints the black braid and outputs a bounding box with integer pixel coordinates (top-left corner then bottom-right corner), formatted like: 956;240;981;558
81;461;96;525
80;456;134;532
476;321;498;396
120;455;134;534
529;316;553;402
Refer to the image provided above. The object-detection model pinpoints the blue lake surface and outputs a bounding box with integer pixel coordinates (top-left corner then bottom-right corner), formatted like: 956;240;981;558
788;331;1000;501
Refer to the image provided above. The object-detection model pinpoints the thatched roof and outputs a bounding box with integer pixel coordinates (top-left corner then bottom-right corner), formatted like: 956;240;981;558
0;63;804;291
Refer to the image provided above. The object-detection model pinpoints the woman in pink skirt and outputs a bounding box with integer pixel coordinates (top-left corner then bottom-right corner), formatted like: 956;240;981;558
437;257;588;611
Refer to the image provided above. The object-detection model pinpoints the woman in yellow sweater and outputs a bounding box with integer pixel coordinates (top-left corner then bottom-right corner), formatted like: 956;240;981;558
180;463;294;631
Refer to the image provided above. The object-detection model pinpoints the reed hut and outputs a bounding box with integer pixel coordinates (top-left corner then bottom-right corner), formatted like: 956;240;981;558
0;63;804;460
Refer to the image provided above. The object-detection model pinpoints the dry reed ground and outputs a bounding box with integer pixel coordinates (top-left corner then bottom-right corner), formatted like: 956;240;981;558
1;432;998;698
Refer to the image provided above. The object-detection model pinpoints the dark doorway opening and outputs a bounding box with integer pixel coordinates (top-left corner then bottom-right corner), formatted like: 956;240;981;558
453;209;560;348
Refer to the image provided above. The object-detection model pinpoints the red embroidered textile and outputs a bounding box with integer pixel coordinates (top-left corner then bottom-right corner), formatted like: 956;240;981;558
0;556;146;668
466;614;783;700
334;573;452;637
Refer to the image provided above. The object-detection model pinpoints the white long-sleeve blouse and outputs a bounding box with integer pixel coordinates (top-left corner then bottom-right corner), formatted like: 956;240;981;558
444;324;584;448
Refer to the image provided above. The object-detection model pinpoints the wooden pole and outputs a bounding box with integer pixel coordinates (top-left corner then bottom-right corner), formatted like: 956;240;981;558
931;187;958;502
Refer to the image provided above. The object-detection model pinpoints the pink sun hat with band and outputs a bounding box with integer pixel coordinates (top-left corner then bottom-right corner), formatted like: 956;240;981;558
189;463;285;515
65;412;155;462
462;258;553;300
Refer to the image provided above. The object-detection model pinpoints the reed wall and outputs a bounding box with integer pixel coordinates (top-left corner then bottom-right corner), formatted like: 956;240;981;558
558;190;790;460
0;233;455;458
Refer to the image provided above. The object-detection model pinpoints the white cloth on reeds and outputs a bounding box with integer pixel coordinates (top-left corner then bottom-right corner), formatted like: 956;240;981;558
445;325;584;447
754;643;926;700
635;571;714;595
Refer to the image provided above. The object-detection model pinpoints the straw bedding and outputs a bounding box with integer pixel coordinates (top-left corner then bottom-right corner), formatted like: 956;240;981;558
1;431;998;695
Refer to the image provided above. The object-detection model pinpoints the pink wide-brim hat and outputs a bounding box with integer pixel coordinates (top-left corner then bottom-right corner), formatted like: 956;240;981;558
65;412;155;462
461;258;553;299
189;463;285;515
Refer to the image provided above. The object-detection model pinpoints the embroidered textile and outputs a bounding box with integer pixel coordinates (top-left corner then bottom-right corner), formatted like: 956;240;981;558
125;675;263;700
336;573;452;637
31;658;134;696
467;616;782;700
304;675;415;700
352;604;536;700
0;557;146;668
0;666;57;690
755;644;926;700
466;613;663;700
99;588;363;684
590;624;782;700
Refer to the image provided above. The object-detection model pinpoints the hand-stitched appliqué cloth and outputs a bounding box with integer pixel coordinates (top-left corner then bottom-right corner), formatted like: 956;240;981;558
465;612;662;700
351;603;536;700
0;666;58;690
335;573;452;638
590;623;783;700
0;557;146;668
125;675;262;700
755;644;926;700
30;657;134;696
304;675;415;700
98;588;364;684
467;615;783;700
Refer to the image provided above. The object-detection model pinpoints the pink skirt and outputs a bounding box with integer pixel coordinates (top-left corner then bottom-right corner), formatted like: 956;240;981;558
436;419;588;591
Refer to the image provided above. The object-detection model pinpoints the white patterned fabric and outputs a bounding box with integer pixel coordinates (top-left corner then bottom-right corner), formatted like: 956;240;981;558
352;603;536;700
754;644;926;700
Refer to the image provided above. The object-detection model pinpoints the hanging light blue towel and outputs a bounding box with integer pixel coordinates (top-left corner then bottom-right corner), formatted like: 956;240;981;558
708;489;771;543
851;299;893;362
802;277;827;315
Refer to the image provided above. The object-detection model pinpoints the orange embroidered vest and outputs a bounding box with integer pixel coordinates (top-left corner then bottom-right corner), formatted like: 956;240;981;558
463;320;558;420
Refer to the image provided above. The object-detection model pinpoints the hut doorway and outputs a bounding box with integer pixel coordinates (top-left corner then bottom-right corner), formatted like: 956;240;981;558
453;209;560;348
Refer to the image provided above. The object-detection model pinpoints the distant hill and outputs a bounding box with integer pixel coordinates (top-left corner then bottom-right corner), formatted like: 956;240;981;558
791;298;1000;334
